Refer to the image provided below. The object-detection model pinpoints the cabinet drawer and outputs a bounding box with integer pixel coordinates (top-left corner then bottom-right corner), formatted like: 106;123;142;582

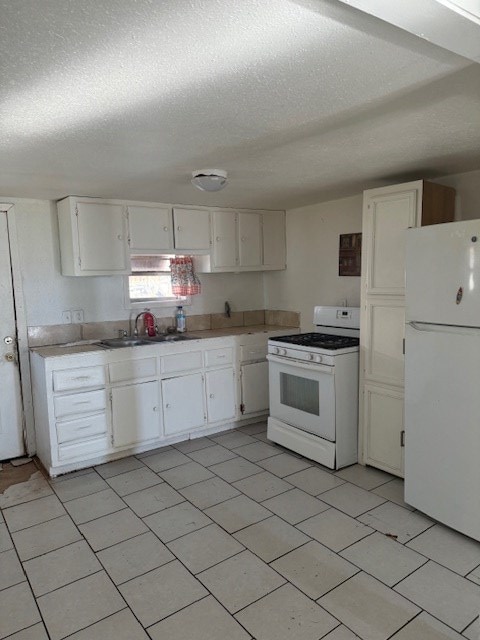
53;366;105;392
240;345;267;362
56;413;108;445
161;351;202;374
58;435;110;461
54;389;106;419
109;357;158;383
205;347;233;367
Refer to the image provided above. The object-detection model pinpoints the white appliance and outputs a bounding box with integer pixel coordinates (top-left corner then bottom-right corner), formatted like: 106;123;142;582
267;306;359;469
405;219;480;542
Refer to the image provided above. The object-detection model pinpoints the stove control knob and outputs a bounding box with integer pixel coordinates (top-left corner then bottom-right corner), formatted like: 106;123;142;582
281;348;287;356
274;347;280;355
316;355;323;363
307;354;314;361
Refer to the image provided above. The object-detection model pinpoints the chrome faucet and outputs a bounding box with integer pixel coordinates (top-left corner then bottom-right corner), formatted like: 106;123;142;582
134;311;156;336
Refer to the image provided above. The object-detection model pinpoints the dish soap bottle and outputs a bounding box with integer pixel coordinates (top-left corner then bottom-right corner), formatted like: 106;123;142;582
175;306;186;333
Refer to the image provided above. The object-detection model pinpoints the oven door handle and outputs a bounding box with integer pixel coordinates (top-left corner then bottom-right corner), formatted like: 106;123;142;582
267;354;334;374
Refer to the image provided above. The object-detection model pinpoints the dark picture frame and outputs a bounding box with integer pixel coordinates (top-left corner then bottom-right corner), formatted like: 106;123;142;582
339;232;362;276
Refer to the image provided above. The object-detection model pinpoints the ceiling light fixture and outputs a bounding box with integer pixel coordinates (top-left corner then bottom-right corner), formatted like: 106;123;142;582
191;169;228;192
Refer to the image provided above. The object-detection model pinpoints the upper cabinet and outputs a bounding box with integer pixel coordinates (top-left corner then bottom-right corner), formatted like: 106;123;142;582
127;205;174;253
172;207;211;251
57;197;130;276
58;197;286;275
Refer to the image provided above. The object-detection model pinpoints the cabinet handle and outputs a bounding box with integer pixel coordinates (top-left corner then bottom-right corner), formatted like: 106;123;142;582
72;376;90;380
73;400;91;405
209;393;215;399
76;424;93;430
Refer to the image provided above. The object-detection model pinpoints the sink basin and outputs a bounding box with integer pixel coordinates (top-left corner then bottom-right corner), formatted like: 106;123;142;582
98;338;150;348
145;334;193;343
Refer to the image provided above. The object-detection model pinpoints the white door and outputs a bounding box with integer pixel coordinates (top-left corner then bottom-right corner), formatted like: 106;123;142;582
212;210;237;268
112;381;161;447
173;208;211;250
405;322;480;540
205;368;235;423
162;373;205;435
241;361;269;415
238;212;262;267
364;383;404;476
0;212;24;460
127;205;173;252
406;220;480;326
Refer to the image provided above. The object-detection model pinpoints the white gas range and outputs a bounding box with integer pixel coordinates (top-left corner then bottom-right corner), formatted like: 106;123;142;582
267;306;359;470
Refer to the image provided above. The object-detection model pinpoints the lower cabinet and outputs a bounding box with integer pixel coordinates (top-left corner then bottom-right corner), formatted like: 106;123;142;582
241;361;269;416
205;368;236;423
363;383;404;476
162;373;205;435
111;381;161;448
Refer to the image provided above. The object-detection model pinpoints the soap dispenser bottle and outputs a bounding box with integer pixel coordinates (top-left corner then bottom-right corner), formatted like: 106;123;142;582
175;306;186;333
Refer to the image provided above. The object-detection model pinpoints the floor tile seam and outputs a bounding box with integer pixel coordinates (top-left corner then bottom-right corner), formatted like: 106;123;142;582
3;508;69;535
157;472;216;491
103;470;162;492
382;609;424;640
393;519;436;545
403;538;480;579
231;483;295;503
0;574;27;594
94;459;150;480
84;526;154;554
257;494;331;525
9;509;80;544
151;521;212;546
394;557;480;591
141;456;194;473
230;581;288;618
461;614;479;635
0;490;55;513
1;621;48;640
317;493;389;518
106;479;165;499
131;498;188;519
216;513;273;536
173;546;248;578
32;567;106;600
207;467;265;484
389;604;477;640
113;556;178;588
141;593;212;631
67;502;128;527
56;605;131;640
318;527;376;555
53;483;112;504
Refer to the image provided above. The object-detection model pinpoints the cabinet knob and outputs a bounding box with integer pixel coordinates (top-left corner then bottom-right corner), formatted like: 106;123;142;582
153;406;158;412
165;403;171;409
209;393;215;399
117;234;123;240
163;226;169;232
177;226;181;231
216;236;221;242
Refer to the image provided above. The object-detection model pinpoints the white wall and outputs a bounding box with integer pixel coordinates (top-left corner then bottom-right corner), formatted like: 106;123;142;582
8;197;264;326
264;194;363;331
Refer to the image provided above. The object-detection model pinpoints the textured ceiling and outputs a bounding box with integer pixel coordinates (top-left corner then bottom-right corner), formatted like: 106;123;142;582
0;0;479;209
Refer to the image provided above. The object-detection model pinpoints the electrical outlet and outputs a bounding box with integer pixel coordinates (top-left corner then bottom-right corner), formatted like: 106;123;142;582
62;311;72;324
72;309;84;323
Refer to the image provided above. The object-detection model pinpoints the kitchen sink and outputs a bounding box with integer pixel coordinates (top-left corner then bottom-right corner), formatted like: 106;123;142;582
98;337;150;348
144;334;194;342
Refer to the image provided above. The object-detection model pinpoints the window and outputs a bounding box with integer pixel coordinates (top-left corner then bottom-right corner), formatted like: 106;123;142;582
126;255;188;308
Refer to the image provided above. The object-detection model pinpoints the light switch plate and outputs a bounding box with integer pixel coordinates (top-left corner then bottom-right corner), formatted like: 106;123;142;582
72;309;84;323
62;311;72;324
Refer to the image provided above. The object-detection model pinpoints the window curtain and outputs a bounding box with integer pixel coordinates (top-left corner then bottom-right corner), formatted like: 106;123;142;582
170;257;202;296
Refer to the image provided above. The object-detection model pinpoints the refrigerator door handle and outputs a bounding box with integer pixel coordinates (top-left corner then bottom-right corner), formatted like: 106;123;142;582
408;321;480;337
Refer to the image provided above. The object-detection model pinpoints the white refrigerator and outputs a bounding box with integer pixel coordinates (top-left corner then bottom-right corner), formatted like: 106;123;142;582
405;219;480;542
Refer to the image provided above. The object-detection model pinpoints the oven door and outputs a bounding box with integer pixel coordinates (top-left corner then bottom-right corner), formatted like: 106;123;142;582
268;354;335;441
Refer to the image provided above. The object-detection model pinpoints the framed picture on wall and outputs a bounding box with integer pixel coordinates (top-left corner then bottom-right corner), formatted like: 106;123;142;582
339;233;362;276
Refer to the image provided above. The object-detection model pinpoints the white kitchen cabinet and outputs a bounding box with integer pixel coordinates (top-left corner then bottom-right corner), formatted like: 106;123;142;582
173;207;211;251
205;368;236;424
127;205;173;252
238;211;262;268
241;361;269;416
162;373;205;435
262;210;286;270
111;381;161;448
212;210;237;269
360;180;455;476
57;197;129;276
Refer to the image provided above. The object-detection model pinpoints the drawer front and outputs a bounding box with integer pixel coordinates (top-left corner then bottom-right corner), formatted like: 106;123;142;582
54;389;106;419
205;347;233;368
57;435;110;461
161;351;202;374
109;357;158;383
56;412;108;445
53;366;105;392
240;345;268;362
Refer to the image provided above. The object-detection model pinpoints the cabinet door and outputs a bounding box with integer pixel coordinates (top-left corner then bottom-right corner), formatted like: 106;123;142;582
128;205;173;252
364;383;404;477
364;298;405;387
241;361;269;415
364;190;417;294
173;208;211;250
162;373;205;435
112;381;161;448
76;201;129;273
205;368;235;423
238;212;262;267
262;210;286;270
212;210;237;269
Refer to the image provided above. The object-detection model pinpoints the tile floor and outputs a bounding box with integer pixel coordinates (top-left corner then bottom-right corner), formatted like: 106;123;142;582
0;421;479;640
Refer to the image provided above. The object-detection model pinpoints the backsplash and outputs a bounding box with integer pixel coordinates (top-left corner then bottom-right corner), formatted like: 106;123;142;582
27;309;300;346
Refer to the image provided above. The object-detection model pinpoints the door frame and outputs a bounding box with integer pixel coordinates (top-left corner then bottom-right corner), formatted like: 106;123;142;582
1;203;35;455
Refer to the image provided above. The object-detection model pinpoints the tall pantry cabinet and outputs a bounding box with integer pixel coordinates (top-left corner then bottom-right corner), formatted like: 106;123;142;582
359;180;455;477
